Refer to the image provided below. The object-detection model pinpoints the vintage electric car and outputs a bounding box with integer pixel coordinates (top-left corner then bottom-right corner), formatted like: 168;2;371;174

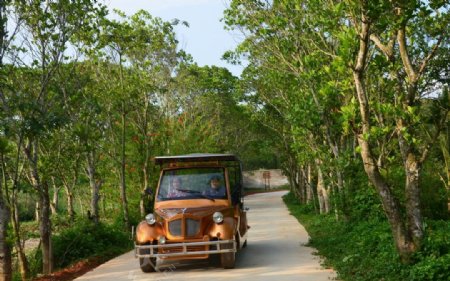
134;153;249;272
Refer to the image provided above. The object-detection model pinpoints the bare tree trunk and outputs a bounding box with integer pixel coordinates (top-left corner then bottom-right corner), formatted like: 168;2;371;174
3;143;29;280
140;162;149;217
120;110;130;229
0;159;11;281
50;177;60;215
86;150;101;224
306;164;313;203
316;165;330;214
118;53;130;229
299;166;307;204
398;126;424;247
139;100;150;217
0;202;11;281
64;186;75;221
352;14;415;262
60;156;79;222
39;182;53;274
35;201;39;222
10;200;28;281
25;139;53;274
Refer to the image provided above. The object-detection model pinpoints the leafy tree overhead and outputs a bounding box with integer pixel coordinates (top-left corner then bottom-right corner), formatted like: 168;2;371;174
224;0;450;263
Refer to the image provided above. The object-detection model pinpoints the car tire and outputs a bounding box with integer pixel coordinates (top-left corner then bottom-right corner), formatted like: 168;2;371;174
139;246;157;273
220;241;236;269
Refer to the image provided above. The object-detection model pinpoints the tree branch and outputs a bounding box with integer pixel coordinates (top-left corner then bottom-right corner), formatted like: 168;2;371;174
370;32;396;61
417;36;442;78
397;26;417;83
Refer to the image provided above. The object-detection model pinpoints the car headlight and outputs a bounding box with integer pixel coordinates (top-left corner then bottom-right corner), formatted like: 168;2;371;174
145;213;156;225
213;212;224;224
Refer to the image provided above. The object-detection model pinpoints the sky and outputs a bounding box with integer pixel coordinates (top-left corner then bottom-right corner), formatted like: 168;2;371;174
104;0;244;76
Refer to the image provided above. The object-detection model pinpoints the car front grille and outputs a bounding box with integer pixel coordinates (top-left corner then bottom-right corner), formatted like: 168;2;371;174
186;218;200;236
168;218;200;237
168;219;182;236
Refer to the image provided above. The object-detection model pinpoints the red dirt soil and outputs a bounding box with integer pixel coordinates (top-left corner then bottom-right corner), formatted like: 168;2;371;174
32;257;104;281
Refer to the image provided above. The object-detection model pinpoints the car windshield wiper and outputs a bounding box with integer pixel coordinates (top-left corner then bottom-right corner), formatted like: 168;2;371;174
176;189;215;201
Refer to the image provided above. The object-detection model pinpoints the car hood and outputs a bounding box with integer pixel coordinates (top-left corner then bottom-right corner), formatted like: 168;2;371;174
155;206;229;220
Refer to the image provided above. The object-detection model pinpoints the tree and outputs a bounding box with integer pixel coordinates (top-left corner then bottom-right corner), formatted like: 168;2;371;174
9;0;106;273
224;0;450;262
346;0;450;261
0;0;23;279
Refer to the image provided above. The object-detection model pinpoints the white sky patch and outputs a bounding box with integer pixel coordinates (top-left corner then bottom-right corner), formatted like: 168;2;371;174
104;0;244;76
104;0;215;13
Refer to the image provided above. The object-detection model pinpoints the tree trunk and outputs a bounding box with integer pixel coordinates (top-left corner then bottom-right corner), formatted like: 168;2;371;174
3;144;29;280
50;177;60;215
0;178;11;281
306;164;313;203
398;124;424;248
139;99;150;218
35;201;40;222
11;200;28;281
352;16;416;262
298;166;307;204
316;165;330;214
64;186;75;222
87;150;100;224
139;142;150;217
120;111;130;229
39;183;53;274
61;158;79;222
25;139;53;274
0;206;11;281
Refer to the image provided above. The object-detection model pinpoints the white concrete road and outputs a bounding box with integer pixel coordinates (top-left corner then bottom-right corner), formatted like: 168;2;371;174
75;191;336;281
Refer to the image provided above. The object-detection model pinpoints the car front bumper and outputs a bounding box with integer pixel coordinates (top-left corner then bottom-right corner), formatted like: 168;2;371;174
134;239;236;258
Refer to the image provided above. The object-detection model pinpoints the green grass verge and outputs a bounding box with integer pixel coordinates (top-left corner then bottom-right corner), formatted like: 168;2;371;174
282;192;450;281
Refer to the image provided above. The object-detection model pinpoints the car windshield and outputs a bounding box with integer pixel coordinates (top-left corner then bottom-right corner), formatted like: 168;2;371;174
157;167;227;201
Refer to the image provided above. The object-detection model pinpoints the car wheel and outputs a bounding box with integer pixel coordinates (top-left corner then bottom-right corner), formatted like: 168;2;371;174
220;241;236;269
139;246;157;273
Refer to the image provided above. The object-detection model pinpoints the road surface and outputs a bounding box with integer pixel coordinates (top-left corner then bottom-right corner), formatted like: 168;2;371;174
75;191;336;281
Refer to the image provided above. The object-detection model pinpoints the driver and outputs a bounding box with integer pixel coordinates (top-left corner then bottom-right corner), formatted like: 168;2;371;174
203;175;226;197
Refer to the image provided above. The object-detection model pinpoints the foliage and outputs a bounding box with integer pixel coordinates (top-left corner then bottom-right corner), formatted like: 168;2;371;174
284;192;450;281
225;0;450;262
52;218;132;269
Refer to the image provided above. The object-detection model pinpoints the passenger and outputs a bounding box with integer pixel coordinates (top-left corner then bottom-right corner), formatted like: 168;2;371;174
167;177;184;198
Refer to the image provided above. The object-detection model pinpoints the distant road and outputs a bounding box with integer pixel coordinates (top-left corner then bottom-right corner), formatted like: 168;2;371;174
243;169;288;189
75;191;336;281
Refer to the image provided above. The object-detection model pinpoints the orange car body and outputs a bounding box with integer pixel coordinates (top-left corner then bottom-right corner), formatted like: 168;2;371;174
134;154;248;271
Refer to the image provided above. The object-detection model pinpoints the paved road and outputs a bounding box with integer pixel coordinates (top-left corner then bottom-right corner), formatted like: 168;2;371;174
75;191;336;281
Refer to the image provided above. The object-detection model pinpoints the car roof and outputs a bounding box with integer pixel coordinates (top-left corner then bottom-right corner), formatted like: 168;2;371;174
154;153;240;165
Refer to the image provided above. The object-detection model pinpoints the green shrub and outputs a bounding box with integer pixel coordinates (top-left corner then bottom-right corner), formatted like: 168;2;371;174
346;186;385;221
409;254;450;281
409;220;450;281
52;218;132;269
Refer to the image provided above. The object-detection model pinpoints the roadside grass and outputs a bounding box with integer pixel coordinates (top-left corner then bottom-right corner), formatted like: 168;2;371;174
283;192;450;281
